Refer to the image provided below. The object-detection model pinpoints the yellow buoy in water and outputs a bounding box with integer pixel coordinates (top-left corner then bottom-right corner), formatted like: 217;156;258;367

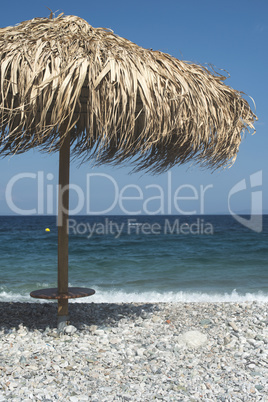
45;228;50;232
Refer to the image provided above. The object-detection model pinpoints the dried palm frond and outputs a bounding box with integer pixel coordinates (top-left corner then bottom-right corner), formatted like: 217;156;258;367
0;15;257;172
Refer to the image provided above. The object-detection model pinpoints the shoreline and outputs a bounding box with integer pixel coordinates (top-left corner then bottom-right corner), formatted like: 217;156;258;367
1;301;267;400
1;288;268;306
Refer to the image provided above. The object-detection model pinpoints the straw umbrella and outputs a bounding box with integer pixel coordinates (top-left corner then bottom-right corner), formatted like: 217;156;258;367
0;14;256;326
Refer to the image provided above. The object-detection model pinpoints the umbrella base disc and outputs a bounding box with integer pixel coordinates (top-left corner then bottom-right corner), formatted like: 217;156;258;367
30;287;95;300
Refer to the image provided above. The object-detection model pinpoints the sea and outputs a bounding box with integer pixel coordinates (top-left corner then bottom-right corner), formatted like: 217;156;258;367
0;215;267;304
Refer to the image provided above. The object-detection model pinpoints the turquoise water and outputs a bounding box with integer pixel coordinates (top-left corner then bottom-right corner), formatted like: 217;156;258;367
0;215;267;303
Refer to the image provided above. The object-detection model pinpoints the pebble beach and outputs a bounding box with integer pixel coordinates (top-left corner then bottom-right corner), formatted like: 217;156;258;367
0;301;267;401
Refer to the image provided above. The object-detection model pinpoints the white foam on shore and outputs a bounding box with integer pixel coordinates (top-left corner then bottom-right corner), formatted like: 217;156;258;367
79;288;268;303
1;288;268;303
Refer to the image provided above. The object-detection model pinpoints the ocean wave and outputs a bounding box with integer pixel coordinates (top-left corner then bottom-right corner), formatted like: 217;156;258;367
1;288;268;303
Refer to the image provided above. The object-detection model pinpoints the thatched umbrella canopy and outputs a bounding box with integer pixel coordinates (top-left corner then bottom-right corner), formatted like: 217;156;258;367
0;15;257;325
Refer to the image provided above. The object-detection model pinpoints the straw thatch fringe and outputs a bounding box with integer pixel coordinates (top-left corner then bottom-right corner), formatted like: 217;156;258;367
0;15;257;172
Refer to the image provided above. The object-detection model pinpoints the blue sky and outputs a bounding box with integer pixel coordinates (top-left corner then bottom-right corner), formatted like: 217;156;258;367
0;0;267;216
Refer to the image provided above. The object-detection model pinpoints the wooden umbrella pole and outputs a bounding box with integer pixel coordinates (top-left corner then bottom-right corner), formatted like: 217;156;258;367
30;126;95;316
57;129;70;325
